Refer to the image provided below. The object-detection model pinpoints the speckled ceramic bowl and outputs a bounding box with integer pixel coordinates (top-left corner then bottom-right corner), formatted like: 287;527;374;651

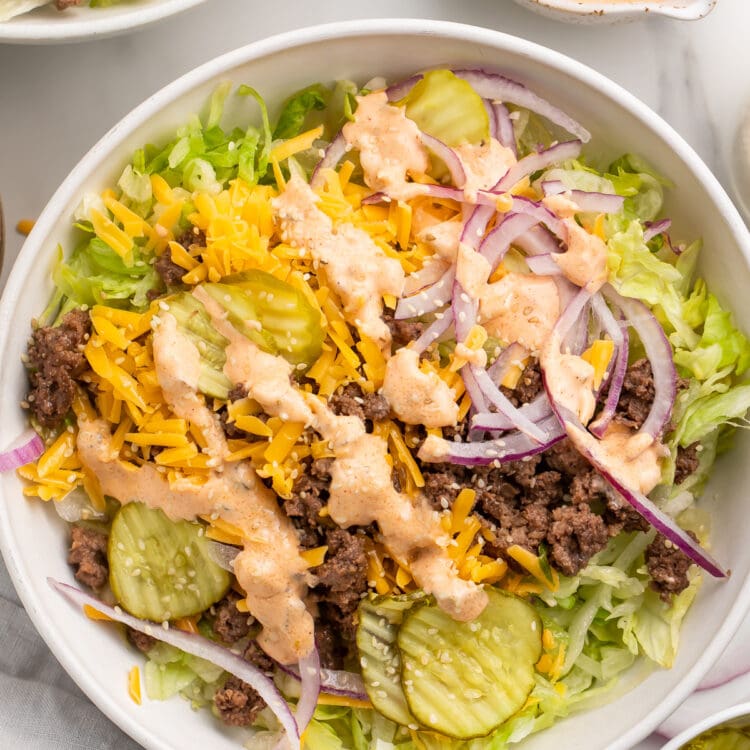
661;702;750;748
512;0;717;23
1;18;749;750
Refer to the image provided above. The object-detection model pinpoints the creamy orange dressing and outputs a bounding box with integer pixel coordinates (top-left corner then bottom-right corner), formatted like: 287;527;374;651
566;422;667;495
306;397;487;621
381;348;459;427
479;272;561;353
77;315;315;663
343;90;430;201
273;175;404;353
553;218;609;293
455;139;517;201
456;242;492;300
417;220;462;261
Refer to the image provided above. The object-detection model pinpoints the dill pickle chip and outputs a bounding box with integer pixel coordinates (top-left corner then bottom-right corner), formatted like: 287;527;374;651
217;270;324;367
109;502;231;622
163;293;233;400
356;592;427;728
397;589;542;739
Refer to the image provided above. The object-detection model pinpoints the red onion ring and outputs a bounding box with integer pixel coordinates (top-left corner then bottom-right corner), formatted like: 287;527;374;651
643;218;672;243
385;74;422;102
462;204;494;251
487;341;527;386
419;132;466;189
492;101;517;157
452;69;591;143
541;181;625;214
0;429;44;472
525;254;563;276
394;267;454;320
589;295;629;438
493;141;583;193
277;663;368;701
420;414;565;466
513;225;562;257
310;133;347;190
49;579;303;744
479;212;540;269
295;647;321;731
602;285;677;439
472;392;553;431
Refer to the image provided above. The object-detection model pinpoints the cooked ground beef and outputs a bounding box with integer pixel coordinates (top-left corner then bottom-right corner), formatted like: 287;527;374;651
243;640;275;674
645;532;695;602
214;675;265;727
548;505;610;576
316;622;347;671
382;309;425;349
422;470;464;510
501;362;543;407
55;0;82;9
26;308;91;428
674;443;700;485
328;382;391;423
213;592;253;644
67;524;109;590
227;383;248;402
154;247;186;287
544;438;591;477
614;359;655;431
284;458;333;548
126;626;156;654
312;528;368;642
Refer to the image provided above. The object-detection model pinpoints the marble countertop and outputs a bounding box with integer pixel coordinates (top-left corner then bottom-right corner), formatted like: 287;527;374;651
1;1;749;748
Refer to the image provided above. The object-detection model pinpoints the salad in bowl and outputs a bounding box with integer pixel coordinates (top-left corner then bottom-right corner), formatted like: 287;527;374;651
4;40;750;750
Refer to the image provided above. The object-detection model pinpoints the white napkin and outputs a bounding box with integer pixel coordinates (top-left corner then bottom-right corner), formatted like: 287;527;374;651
0;559;140;749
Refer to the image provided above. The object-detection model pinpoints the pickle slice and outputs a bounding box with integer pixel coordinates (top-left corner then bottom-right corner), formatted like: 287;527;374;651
164;292;232;400
211;270;324;367
397;589;542;740
356;592;426;728
109;502;231;622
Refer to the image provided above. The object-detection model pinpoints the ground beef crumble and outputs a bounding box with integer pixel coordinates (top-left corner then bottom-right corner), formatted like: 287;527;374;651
67;525;109;590
126;627;156;654
153;227;207;289
213;675;265;727
26;308;91;428
382;309;425;349
674;443;700;485
328;382;391;423
614;358;655;431
645;532;696;602
213;592;253;644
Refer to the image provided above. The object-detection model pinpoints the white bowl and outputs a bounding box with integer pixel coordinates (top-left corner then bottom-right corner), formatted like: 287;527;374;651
0;0;208;44
511;0;716;23
661;702;750;748
1;18;750;750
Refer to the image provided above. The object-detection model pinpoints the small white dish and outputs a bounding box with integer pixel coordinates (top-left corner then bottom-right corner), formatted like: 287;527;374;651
0;0;208;44
661;701;750;748
511;0;717;24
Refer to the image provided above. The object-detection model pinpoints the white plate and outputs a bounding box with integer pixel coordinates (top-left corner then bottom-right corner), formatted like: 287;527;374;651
0;0;208;44
2;18;750;750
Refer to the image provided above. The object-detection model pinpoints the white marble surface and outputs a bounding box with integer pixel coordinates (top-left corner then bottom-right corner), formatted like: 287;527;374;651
1;1;750;748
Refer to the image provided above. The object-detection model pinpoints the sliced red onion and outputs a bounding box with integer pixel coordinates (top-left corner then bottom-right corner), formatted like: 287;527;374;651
461;204;494;251
472;392;553;431
419;132;466;189
460;363;490;414
487;341;527;386
478;212;540;269
49;579;302;744
0;429;44;472
385;74;422;102
403;260;450;296
452;69;591;143
589;295;629;438
508;196;564;239
484;99;499;141
206;540;239;572
514;225;562;257
471;366;548;443
278;663;368;701
493;141;583;193
310;133;347;190
361;191;389;205
541;181;625;214
643;218;672;242
492;101;517;156
602;285;677;439
421;414;565;466
394;267;454;320
525;254;562;276
295;647;321;732
410;310;454;355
